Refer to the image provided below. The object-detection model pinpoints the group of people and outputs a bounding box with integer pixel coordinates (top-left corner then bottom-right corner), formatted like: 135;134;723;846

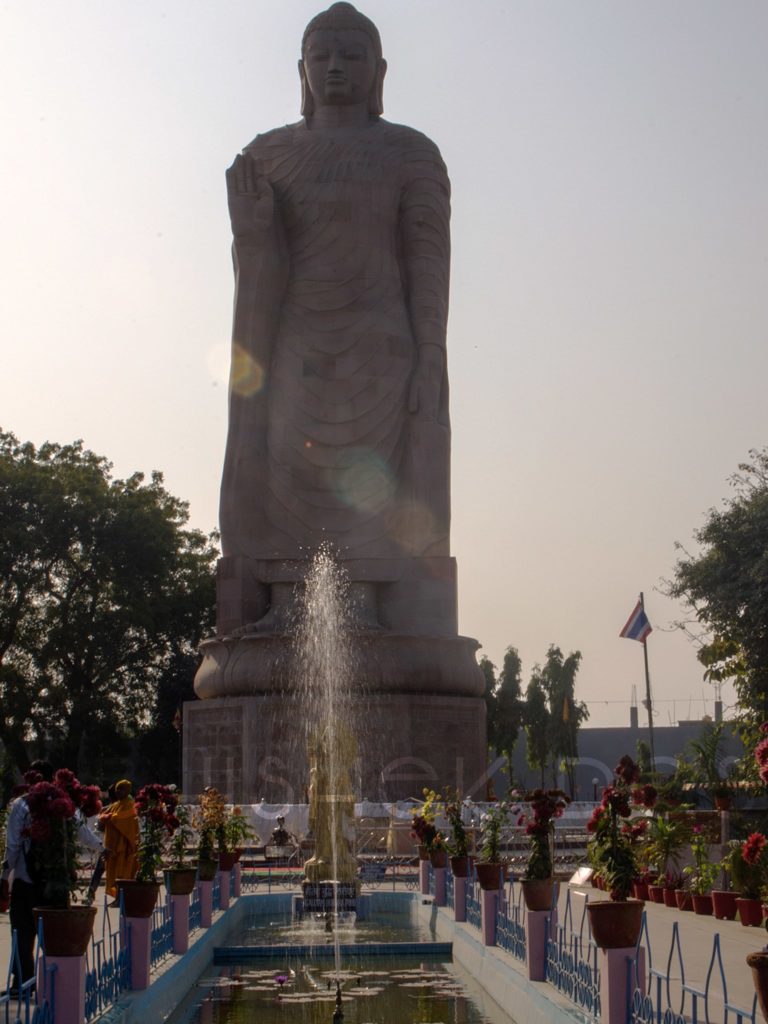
0;763;142;992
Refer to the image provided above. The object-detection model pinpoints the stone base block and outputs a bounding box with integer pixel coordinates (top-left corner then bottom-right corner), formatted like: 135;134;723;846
194;631;484;700
183;691;487;802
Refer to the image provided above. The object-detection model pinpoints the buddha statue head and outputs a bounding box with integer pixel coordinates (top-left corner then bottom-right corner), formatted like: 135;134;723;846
299;2;387;121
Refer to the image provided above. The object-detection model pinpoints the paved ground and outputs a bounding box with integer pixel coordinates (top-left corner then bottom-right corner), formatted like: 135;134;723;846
2;881;766;1020
564;884;765;1019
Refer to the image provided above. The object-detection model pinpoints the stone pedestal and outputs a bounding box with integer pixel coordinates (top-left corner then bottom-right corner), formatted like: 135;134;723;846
37;954;85;1024
171;894;190;954
525;909;550;981
126;917;152;990
433;867;447;906
218;871;231;910
184;689;486;802
598;946;646;1024
233;862;242;897
453;877;467;922
419;860;430;895
199;880;213;928
481;890;498;946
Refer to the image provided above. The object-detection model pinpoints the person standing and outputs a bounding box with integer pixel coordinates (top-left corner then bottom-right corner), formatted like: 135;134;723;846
1;761;53;992
99;780;139;901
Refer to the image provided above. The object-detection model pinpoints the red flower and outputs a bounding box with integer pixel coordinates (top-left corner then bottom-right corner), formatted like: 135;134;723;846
742;832;767;866
29;819;52;843
78;785;102;818
48;796;76;819
632;784;657;810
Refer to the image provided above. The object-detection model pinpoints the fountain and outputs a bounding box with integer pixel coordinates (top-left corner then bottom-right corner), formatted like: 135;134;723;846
293;549;361;935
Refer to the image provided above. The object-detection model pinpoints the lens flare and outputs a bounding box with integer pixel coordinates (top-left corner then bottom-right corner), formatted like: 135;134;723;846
335;449;394;513
230;344;265;397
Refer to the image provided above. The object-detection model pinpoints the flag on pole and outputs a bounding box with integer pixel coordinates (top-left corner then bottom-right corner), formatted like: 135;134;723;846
620;599;652;643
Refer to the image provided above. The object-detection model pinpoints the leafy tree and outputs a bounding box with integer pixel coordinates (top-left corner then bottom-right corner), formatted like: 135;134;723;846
490;647;524;787
524;674;550;787
536;645;588;797
480;655;497;731
0;430;217;779
667;448;768;731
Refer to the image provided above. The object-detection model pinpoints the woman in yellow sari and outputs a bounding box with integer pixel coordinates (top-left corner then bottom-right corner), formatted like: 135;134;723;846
99;779;139;899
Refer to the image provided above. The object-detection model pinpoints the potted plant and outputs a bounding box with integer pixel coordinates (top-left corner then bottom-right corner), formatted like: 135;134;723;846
519;789;569;911
427;829;449;869
585;756;657;949
683;826;719;915
644;814;690;904
475;801;513;890
443;788;470;876
674;882;693;911
746;726;768;1018
194;787;227;880
27;769;103;955
730;833;767;926
223;806;257;864
411;788;441;860
118;783;179;917
165;801;198;896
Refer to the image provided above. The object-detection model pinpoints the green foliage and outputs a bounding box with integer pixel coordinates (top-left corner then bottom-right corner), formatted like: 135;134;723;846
168;803;196;869
667;448;768;728
524;675;550;786
443;786;469;858
684;830;720;895
490;647;524;786
644;815;691;877
0;430;217;776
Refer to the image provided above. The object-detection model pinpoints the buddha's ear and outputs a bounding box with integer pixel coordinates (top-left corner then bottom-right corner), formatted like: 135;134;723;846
299;59;314;121
369;58;387;118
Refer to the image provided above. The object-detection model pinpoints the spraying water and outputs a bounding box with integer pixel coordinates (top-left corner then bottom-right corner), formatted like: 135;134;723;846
293;547;360;983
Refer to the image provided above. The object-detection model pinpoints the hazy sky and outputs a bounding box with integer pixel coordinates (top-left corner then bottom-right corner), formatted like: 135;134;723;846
2;1;766;727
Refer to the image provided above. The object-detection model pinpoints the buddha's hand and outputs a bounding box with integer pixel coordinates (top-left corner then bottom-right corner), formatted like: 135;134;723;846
408;343;444;420
226;153;277;243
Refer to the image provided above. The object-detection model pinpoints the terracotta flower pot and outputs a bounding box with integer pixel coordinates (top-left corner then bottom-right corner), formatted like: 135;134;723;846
747;950;768;1022
117;880;161;918
520;877;555;912
450;855;469;878
417;844;430;861
218;851;238;871
691;893;713;916
662;888;678;908
166;867;198;896
711;889;737;920
648;884;665;904
197;857;218;881
34;905;96;956
586;899;644;949
675;889;693;911
737;897;764;927
475;862;504;891
429;848;448;869
714;795;732;811
633;880;649;901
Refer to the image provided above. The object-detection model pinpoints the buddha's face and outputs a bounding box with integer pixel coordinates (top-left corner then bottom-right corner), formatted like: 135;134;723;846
302;28;377;107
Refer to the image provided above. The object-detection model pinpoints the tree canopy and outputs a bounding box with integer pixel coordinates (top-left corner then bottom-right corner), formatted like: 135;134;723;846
0;430;217;784
523;645;588;794
667;448;768;727
484;647;524;787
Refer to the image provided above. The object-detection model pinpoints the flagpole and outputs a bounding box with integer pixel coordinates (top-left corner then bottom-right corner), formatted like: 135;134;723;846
640;592;656;776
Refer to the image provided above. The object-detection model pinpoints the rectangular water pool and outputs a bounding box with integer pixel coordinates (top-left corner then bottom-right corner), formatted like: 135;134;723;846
164;898;517;1023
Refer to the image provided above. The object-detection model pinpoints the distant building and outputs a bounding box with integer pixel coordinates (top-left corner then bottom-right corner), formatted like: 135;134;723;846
501;714;743;800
